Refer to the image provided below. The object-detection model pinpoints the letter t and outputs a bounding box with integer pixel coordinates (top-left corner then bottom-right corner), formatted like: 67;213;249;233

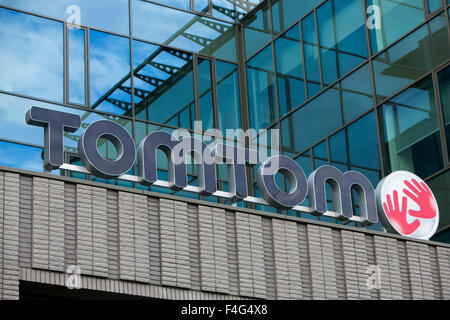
26;106;81;171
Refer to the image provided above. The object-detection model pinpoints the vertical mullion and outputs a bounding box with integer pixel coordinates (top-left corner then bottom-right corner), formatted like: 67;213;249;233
313;8;324;89
85;28;91;108
129;0;137;180
299;20;309;100
432;70;449;167
193;55;201;124
63;22;69;105
211;58;220;130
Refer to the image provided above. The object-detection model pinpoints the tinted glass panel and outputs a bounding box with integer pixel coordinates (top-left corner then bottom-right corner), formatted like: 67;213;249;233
373;13;449;103
271;0;323;33
68;27;86;105
216;61;241;131
275;24;306;116
198;58;215;130
89;30;131;115
244;3;271;59
367;0;425;53
247;45;277;131
438;66;450;160
0;0;129;35
382;75;444;178
317;0;368;85
0;8;63;102
302;13;321;97
133;1;236;61
133;40;195;129
0;141;43;172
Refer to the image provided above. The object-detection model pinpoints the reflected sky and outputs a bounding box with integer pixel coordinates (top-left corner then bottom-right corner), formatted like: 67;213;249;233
0;0;129;35
133;0;236;62
0;93;131;155
0;140;43;172
0;8;63;102
89;30;131;114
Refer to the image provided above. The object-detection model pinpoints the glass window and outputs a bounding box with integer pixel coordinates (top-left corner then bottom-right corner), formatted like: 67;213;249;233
0;8;63;102
244;2;271;59
437;66;450;160
275;24;306;117
216;61;241;131
382;75;444;178
133;40;195;130
302;13;321;97
198;58;215;130
247;45;277;131
428;170;450;241
281;87;343;155
89;30;131;115
0;92;132;162
194;0;209;13
317;0;368;85
0;0;129;35
133;0;236;61
0;141;44;172
68;27;86;105
366;0;425;53
271;0;323;34
373;13;449;103
212;0;235;22
347;112;380;170
427;0;443;13
333;63;374;123
159;0;191;11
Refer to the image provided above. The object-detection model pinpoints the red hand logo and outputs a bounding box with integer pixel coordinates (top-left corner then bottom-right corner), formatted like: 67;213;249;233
383;190;420;236
403;179;437;219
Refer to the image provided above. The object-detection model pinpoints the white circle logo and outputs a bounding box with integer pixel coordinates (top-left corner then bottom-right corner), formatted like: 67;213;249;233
375;171;439;240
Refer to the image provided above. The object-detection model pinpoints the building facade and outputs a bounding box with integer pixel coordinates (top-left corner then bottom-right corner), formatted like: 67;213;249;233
0;0;449;300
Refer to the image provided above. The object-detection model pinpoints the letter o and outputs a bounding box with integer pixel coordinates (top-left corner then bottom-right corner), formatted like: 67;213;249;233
78;120;135;179
256;155;307;209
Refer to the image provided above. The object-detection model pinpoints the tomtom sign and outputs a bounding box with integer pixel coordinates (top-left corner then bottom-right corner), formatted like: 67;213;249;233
25;107;440;240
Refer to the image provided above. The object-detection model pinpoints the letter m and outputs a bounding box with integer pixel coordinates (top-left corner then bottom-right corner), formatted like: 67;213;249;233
307;166;378;225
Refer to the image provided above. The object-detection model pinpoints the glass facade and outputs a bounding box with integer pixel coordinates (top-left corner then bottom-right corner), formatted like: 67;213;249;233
0;0;449;242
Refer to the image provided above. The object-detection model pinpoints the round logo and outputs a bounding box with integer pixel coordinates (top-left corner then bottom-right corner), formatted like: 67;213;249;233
375;171;439;240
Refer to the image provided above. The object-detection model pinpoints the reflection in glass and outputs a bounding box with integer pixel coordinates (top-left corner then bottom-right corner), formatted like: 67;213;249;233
275;24;306;117
373;14;449;103
332;63;373;123
0;92;131;160
247;45;277;131
271;0;322;33
68;27;86;105
133;40;195;130
133;0;237;62
198;58;215;130
428;171;450;240
0;8;63;102
194;0;209;13
0;140;43;172
302;13;321;97
367;0;425;53
427;0;443;13
212;0;235;22
437;66;450;160
243;2;271;59
382;75;444;178
317;0;368;85
216;61;241;131
89;30;131;115
281;64;373;156
0;0;129;35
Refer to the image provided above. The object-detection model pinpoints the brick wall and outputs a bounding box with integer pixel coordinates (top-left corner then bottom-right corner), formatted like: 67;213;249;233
0;168;449;300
